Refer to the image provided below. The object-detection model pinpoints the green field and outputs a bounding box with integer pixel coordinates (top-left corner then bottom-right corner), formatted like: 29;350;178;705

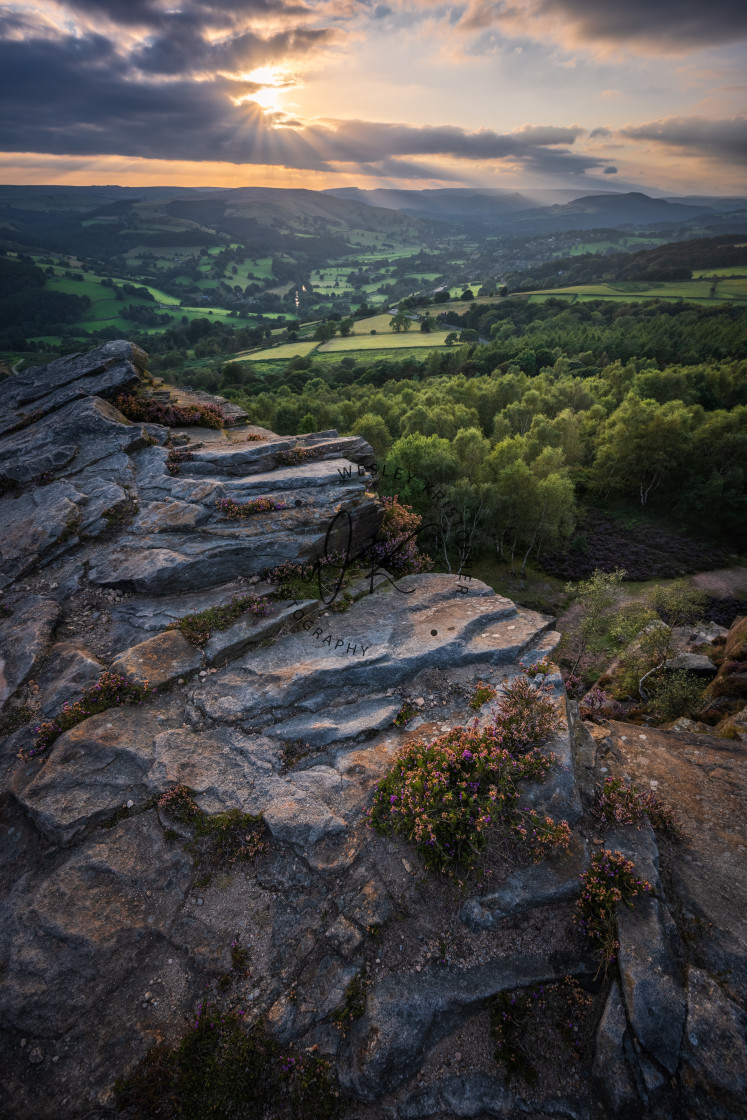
318;330;450;352
694;266;747;278
242;340;318;361
525;277;747;305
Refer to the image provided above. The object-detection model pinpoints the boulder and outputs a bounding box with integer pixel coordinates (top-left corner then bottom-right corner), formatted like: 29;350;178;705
460;834;587;931
110;629;203;688
602;722;747;1003
36;642;105;718
0;596;61;707
337;951;593;1101
664;652;717;676
398;1075;516;1118
608;823;686;1077
679;967;747;1120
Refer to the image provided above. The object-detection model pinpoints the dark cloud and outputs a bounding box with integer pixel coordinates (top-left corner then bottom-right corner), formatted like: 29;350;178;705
133;26;333;76
64;0;311;29
621;116;747;163
0;30;608;177
589;126;611;138
536;0;747;49
603;165;617;174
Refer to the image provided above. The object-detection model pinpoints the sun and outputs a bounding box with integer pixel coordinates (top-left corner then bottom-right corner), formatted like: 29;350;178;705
241;65;293;114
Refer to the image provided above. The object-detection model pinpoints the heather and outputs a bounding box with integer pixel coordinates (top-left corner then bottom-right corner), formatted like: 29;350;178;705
114;393;226;429
25;672;152;758
576;850;651;969
370;676;570;873
216;495;289;519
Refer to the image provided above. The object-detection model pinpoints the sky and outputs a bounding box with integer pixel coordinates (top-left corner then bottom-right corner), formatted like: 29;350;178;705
0;0;745;195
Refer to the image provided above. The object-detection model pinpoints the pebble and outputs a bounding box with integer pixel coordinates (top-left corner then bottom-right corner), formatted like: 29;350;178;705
29;1047;44;1065
126;799;134;809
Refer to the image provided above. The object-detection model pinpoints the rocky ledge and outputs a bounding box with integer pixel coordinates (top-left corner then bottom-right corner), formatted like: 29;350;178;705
0;343;744;1120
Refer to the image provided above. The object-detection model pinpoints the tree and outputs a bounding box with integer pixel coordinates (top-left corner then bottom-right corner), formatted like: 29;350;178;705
339;316;355;337
313;320;337;342
420;315;436;334
389;313;411;333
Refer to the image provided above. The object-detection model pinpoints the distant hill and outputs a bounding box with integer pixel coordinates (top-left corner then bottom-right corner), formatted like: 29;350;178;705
503;233;747;292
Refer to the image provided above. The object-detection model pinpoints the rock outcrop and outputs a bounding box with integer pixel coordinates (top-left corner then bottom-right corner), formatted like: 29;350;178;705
0;344;744;1120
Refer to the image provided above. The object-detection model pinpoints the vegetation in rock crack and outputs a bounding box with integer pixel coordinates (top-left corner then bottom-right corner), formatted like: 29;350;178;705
331;969;368;1035
170;591;270;648
167;446;195;475
158;784;267;880
114;392;226;428
215;495;290;519
469;680;497;710
370;677;570;873
24;672;152;758
115;1008;340;1120
489;984;548;1085
489;977;594;1086
393;699;418;726
275;445;322;466
576;849;651;970
58;511;81;543
596;777;680;837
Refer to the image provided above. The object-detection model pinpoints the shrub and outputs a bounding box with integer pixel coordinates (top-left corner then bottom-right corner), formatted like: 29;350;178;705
576;850;651;969
276;445;322;466
171;592;270;648
489;986;547;1085
26;673;151;758
470;681;497;710
114;393;226;429
216;496;290;519
116;1008;340;1120
370;678;569;873
596;777;680;836
167;447;194;475
368;494;433;577
650;669;705;721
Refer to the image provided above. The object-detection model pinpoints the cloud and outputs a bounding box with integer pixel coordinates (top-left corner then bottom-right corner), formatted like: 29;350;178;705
621;115;747;163
456;0;747;52
603;165;617;174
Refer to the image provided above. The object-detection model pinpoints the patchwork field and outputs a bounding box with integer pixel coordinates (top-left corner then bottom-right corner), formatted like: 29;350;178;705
525;277;747;304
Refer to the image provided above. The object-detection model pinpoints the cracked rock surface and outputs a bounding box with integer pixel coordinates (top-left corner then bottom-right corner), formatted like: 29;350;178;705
0;343;744;1120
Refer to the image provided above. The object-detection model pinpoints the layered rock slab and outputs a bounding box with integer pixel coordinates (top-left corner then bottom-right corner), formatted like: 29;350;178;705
191;574;552;725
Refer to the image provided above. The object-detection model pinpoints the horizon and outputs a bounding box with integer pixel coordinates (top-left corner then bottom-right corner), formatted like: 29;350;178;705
0;1;745;196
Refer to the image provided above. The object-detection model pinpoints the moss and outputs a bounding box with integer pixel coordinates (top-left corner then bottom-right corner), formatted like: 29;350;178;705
58;511;82;543
170;592;270;648
157;784;268;881
115;1010;342;1120
331;969;367;1034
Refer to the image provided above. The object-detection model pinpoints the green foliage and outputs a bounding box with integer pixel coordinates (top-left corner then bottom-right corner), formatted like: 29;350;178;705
26;673;152;758
489;986;547;1085
394;700;418;726
170;592;270;648
370;677;570;873
563;567;626;673
115;1009;340;1120
157;784;267;877
650;670;706;722
576;850;651;969
331;970;368;1034
469;681;498;710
